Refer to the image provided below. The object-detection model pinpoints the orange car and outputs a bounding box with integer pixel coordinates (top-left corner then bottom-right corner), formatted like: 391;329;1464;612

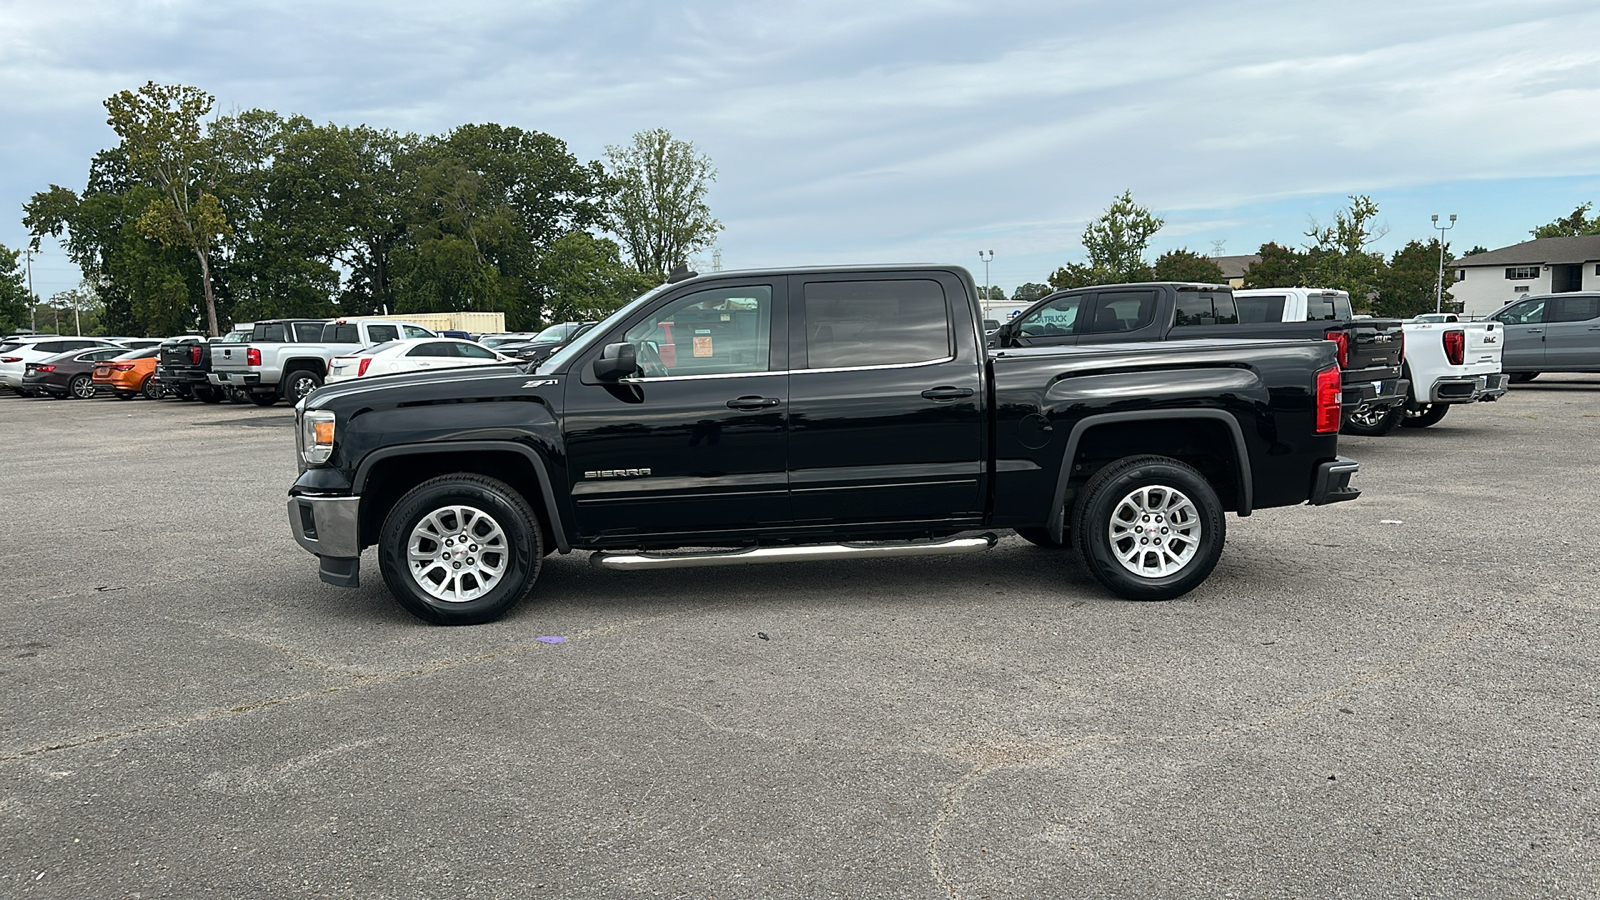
91;347;163;399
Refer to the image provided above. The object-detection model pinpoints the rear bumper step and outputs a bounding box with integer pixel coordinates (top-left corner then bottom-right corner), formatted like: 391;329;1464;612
590;534;999;571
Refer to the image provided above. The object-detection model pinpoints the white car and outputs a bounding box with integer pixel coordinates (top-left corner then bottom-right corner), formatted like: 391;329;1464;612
0;335;124;395
325;337;515;383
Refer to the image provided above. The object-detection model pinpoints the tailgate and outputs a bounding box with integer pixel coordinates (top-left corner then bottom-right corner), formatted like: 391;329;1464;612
1466;322;1503;366
212;343;251;372
1342;320;1405;373
159;341;208;371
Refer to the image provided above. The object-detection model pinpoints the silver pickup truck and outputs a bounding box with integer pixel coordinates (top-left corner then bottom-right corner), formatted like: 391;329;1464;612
210;317;435;405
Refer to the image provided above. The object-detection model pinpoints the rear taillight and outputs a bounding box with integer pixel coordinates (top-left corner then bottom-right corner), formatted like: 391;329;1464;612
358;357;373;376
1396;329;1405;366
112;363;136;371
1442;329;1465;366
247;348;261;366
0;356;20;363
35;365;55;373
1325;331;1349;368
1315;366;1341;434
190;345;202;365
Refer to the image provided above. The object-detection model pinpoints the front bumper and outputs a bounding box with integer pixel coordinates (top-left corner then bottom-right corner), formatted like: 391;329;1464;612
1430;373;1509;404
1310;456;1361;506
287;493;362;587
1342;377;1409;411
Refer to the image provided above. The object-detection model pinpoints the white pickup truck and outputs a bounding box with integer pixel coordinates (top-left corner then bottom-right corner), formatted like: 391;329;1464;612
210;317;435;406
1235;288;1508;434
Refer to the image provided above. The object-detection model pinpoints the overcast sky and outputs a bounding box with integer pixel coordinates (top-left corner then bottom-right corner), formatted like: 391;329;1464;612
5;0;1600;309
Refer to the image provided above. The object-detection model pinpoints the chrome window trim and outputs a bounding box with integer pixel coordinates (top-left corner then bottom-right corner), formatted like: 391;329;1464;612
618;354;958;384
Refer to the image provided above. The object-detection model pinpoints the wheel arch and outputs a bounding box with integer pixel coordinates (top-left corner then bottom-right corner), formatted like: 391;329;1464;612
1045;410;1252;542
352;441;569;554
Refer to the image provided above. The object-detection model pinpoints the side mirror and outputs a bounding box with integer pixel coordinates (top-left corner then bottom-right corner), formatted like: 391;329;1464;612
592;342;637;381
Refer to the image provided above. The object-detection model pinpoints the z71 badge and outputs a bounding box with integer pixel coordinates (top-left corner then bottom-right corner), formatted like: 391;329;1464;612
522;379;559;388
585;469;651;479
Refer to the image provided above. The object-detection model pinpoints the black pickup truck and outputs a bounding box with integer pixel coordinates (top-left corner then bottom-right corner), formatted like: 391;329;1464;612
287;265;1360;625
154;330;250;402
989;282;1408;434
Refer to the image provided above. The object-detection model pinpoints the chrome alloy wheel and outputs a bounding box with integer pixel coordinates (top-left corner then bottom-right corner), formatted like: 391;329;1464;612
1348;403;1387;428
406;505;509;602
71;375;97;399
1107;485;1202;579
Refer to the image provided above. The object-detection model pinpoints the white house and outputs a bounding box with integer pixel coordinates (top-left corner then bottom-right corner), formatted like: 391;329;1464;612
1450;235;1600;318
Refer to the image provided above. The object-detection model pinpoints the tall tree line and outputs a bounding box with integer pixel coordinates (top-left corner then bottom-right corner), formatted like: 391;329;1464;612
22;82;719;336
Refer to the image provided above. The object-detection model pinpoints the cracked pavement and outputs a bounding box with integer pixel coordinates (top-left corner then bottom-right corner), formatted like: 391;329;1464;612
2;378;1597;898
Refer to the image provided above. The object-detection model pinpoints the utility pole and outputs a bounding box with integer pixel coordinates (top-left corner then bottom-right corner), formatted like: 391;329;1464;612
23;246;38;332
1432;214;1457;314
978;250;994;302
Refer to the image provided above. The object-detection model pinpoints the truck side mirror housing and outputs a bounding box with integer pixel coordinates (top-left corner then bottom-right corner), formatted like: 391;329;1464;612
593;342;637;381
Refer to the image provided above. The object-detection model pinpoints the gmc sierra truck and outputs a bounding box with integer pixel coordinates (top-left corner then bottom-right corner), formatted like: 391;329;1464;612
990;283;1408;435
287;265;1361;625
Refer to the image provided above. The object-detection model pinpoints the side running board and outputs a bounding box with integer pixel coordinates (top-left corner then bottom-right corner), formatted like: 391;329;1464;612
590;534;998;571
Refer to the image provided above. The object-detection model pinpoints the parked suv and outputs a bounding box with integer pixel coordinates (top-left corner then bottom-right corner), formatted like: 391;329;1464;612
1487;292;1600;382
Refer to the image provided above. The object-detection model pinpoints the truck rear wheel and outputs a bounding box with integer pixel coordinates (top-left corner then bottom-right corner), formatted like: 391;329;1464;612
1400;403;1449;428
195;385;224;403
284;370;323;402
1071;455;1224;601
248;392;278;406
1340;403;1402;436
378;474;543;625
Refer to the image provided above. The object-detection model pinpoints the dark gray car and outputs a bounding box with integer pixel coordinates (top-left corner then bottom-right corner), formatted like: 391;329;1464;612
1488;292;1600;382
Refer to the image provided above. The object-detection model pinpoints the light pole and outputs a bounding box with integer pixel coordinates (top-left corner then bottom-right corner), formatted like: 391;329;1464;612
978;249;994;302
23;246;38;332
1432;213;1456;315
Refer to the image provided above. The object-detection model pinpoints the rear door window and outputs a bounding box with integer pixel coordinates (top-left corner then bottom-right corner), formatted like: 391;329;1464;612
1305;292;1351;321
293;322;324;341
456;343;498;359
1173;291;1240;327
366;324;401;344
1549;296;1600;322
1085;290;1157;334
801;279;949;369
324;323;360;343
403;325;434;339
254;323;287;342
1236;294;1286;324
407;342;459;357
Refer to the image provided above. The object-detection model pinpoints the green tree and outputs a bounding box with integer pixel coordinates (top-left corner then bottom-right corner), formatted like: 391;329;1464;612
0;244;32;333
605;128;723;278
1012;282;1050;302
1373;239;1453;318
1531;203;1600;238
1082;189;1163;282
1303;195;1387;307
1241;242;1313;288
1463;245;1488;258
104;82;230;335
1047;262;1099;291
1151;249;1226;283
535;231;658;323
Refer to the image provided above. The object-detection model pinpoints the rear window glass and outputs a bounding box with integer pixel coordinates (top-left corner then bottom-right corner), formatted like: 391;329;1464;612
0;342;20;353
1235;294;1286;324
294;322;324;341
1173;291;1240;327
1306;292;1352;321
367;324;401;343
803;279;950;368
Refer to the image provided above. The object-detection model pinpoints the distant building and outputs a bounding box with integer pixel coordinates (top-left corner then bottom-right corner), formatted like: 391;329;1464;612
1213;254;1261;289
1450;235;1600;318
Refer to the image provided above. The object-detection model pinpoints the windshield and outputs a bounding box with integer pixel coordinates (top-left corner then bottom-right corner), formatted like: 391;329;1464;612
532;323;576;342
538;283;673;374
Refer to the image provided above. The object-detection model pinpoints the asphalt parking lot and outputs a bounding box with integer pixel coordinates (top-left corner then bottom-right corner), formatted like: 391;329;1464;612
2;379;1597;899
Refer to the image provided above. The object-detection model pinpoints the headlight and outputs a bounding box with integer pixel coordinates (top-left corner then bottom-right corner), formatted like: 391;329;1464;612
300;409;336;465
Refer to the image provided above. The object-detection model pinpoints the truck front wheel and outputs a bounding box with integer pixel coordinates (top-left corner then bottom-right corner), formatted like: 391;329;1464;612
378;474;543;625
1072;455;1225;601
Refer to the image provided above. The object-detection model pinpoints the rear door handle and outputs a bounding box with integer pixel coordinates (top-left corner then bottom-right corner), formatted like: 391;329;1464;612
921;386;975;402
727;396;780;410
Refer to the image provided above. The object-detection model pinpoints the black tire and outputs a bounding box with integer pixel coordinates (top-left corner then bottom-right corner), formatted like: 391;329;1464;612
283;369;323;403
195;385;224;404
1015;526;1069;549
68;374;96;400
1508;372;1538;384
378;474;543;625
248;392;279;406
1400;403;1450;428
114;390;134;400
226;387;249;404
141;375;163;400
1071;455;1225;601
1341;402;1402;436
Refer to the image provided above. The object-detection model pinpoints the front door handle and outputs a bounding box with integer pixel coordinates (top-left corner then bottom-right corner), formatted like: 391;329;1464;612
921;386;975;402
727;396;780;410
